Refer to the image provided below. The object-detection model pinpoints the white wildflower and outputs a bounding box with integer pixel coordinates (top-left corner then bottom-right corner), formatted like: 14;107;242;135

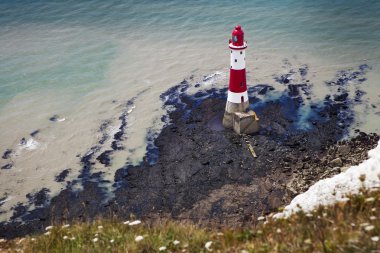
216;232;224;236
241;250;249;253
135;235;144;242
31;238;36;242
360;223;370;227
159;246;167;251
306;213;313;217
304;239;312;244
110;239;115;243
123;221;130;225
44;231;51;236
129;220;141;226
257;216;265;221
93;238;98;243
70;237;75;241
205;241;212;251
173;240;180;245
276;228;282;233
0;238;6;243
62;224;70;229
322;212;327;217
365;225;375;231
372;208;376;212
370;216;377;220
63;236;69;240
45;226;54;231
371;236;379;242
365;197;375;202
97;225;103;230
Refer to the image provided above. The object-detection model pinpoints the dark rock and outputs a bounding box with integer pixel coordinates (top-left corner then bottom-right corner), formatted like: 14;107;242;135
334;93;349;102
55;169;70;183
26;188;50;207
49;115;63;122
30;130;40;137
337;145;350;156
20;138;27;145
2;149;12;159
96;150;113;167
330;158;343;167
1;163;12;170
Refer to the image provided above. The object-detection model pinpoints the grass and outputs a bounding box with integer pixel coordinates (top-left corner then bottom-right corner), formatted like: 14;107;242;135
0;189;379;253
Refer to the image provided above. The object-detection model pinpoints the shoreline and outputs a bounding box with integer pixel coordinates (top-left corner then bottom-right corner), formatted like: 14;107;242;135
0;64;379;239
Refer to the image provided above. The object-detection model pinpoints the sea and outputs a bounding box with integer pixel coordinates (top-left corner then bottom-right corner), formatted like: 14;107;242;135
0;0;379;222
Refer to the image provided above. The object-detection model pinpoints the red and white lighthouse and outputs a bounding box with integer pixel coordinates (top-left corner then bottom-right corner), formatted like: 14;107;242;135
223;25;250;128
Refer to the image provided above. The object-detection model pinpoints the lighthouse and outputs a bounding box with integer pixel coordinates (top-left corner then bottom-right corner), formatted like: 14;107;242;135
223;25;259;134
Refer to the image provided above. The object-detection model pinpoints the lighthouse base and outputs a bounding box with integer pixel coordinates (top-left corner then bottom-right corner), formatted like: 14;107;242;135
222;100;249;129
233;111;260;134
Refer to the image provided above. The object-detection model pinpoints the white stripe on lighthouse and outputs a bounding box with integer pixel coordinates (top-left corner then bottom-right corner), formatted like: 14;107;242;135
230;49;246;70
227;90;249;103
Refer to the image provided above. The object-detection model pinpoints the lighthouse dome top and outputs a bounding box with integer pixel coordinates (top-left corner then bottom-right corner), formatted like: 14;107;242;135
229;25;247;50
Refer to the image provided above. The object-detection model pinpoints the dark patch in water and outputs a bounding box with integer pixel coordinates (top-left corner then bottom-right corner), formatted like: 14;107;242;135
49;115;62;122
2;149;12;159
1;163;12;170
288;84;306;97
355;90;366;102
248;84;275;95
26;188;50;207
20;138;27;145
98;120;111;145
299;65;308;78
274;74;292;84
96;150;113;167
55;169;71;183
111;98;136;151
334;92;349;102
30;130;40;137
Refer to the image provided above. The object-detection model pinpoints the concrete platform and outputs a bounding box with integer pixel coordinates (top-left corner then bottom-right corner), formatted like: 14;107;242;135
233;110;260;134
222;100;249;129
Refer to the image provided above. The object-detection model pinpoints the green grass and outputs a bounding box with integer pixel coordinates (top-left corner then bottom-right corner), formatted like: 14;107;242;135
1;189;379;253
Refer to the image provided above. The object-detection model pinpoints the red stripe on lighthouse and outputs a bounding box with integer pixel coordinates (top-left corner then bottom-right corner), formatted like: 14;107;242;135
229;69;247;93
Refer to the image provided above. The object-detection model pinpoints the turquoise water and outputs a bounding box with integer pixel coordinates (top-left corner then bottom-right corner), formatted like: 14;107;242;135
0;0;380;221
1;0;380;104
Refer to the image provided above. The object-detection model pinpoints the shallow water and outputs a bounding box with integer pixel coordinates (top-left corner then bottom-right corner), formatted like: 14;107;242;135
0;0;379;222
